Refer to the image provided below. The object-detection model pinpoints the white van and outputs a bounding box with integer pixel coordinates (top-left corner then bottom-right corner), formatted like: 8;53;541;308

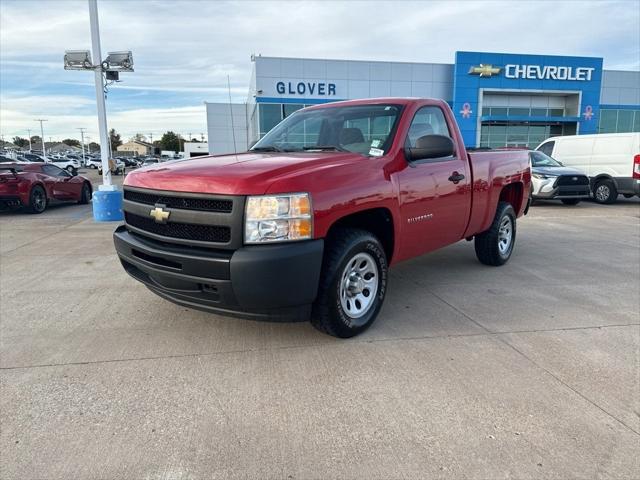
536;132;640;204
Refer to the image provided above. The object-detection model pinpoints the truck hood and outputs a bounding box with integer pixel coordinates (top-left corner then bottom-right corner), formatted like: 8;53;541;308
123;151;367;195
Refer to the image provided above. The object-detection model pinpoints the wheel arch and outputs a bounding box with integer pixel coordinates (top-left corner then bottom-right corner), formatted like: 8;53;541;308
498;182;524;216
325;207;395;263
591;174;616;189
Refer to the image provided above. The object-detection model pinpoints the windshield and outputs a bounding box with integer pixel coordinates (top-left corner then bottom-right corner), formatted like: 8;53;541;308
251;104;403;156
530;150;563;167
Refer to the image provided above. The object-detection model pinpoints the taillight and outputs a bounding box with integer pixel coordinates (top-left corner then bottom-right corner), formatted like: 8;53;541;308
633;154;640;180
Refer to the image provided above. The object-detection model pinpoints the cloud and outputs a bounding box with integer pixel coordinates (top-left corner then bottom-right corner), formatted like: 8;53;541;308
1;0;638;139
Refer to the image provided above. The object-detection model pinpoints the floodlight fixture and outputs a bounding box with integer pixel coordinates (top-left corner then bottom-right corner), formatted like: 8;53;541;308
64;50;93;70
103;51;134;72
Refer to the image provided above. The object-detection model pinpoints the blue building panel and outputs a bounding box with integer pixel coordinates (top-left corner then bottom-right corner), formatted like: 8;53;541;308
453;51;604;146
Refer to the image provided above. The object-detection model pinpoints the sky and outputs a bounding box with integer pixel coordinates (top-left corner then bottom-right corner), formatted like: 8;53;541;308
1;0;639;144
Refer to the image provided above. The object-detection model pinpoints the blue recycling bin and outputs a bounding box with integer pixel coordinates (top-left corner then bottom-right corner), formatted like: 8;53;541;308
92;189;124;222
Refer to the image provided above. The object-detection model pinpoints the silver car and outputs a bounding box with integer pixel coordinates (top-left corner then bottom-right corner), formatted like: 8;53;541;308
530;151;591;205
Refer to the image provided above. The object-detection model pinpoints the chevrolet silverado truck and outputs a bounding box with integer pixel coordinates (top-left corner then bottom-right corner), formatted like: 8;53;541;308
114;98;530;337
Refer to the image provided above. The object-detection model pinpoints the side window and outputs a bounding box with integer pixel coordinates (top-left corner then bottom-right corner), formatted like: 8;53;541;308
42;165;65;177
406;106;452;148
537;141;554;156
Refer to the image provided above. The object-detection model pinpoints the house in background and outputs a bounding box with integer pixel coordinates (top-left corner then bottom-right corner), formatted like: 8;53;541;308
117;140;154;156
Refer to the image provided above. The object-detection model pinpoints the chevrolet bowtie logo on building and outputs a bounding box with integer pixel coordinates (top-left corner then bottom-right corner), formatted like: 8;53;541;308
468;64;502;77
149;206;170;224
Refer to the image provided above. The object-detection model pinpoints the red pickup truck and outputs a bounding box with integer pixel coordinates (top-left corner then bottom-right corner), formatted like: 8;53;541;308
114;98;530;337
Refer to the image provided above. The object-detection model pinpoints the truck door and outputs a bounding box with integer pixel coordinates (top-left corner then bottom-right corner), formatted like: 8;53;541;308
394;105;472;258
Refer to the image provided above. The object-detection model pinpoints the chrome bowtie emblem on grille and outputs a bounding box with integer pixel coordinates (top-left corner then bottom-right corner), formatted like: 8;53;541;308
572;177;578;181
149;206;170;223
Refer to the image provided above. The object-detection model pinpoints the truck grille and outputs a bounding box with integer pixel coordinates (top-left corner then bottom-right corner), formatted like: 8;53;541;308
122;187;243;249
125;212;231;243
123;189;232;213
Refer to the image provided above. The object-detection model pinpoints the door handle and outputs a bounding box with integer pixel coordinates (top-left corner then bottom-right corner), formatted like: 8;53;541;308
448;172;465;184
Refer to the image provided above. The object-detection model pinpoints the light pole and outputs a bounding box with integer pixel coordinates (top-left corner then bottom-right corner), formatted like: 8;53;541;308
77;127;87;166
35;119;47;159
27;129;32;151
64;0;134;221
88;0;112;188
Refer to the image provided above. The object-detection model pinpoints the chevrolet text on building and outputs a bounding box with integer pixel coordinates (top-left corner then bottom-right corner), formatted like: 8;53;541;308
205;51;639;153
504;65;595;81
469;64;596;81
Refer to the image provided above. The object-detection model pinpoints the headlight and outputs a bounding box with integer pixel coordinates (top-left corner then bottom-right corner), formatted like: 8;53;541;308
245;193;312;243
532;173;558;180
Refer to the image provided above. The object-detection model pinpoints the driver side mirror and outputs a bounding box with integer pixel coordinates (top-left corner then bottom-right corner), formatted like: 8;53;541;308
406;134;455;162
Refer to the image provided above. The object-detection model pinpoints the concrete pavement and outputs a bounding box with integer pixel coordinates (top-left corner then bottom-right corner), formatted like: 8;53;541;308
1;180;639;479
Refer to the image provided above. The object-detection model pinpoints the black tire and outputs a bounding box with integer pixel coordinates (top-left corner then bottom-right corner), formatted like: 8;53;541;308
593;179;617;204
78;182;91;204
561;199;580;205
474;202;516;266
311;228;388;338
66;165;75;174
28;185;47;214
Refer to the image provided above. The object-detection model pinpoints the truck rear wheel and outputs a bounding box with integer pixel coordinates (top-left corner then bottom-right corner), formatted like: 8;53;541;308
474;202;516;266
311;228;388;338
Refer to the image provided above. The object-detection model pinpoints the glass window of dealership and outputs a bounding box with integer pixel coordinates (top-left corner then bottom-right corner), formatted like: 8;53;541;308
205;52;639;154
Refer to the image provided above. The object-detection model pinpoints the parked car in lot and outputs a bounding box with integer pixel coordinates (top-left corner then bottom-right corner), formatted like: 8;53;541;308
18;153;47;163
47;157;79;174
0;163;92;213
536;132;640;204
529;150;590;205
114;97;531;337
98;159;125;176
85;157;102;169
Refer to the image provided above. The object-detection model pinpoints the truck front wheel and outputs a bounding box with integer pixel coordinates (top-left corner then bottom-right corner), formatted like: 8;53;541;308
474;202;516;266
311;228;388;338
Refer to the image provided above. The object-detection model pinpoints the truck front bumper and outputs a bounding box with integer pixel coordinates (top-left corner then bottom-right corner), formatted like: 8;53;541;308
113;226;324;322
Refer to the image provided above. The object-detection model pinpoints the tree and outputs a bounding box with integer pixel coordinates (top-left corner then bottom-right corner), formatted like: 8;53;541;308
88;142;100;152
12;137;29;148
133;133;147;143
30;135;41;145
159;131;181;153
109;128;122;153
62;138;81;147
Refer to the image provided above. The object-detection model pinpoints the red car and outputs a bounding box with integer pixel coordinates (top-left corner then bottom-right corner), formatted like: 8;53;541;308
0;163;92;214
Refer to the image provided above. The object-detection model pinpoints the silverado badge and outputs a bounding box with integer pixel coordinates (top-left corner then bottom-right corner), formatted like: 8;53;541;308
149;206;170;224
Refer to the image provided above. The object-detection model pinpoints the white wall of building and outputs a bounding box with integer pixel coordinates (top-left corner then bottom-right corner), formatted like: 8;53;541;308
205;103;249;154
252;56;454;101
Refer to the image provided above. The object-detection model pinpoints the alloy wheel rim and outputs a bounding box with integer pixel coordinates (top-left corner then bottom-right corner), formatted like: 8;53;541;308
596;185;609;202
339;252;379;323
498;216;513;255
34;190;45;211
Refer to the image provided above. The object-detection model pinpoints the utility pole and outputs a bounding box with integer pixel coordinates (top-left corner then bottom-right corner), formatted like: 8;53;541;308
200;133;205;143
35;119;48;159
77;127;87;166
27;129;32;151
88;0;112;188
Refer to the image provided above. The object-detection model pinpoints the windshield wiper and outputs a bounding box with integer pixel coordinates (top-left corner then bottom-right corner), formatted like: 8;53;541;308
302;145;349;152
251;146;284;152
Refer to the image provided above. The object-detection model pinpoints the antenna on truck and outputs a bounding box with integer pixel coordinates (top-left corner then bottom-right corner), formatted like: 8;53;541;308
227;75;238;156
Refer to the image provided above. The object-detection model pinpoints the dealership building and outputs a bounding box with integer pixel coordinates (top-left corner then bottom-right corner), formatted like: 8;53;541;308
205;51;640;154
